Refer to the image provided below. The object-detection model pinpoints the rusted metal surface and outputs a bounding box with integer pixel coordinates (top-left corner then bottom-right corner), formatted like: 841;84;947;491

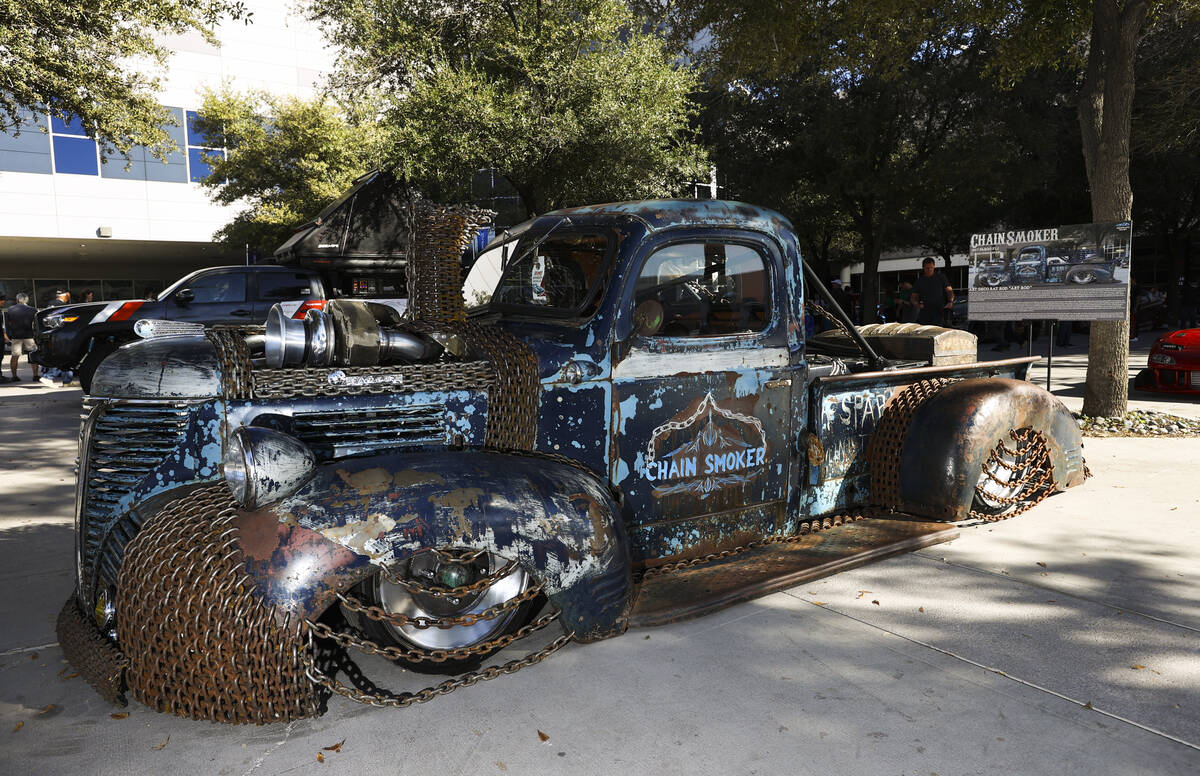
630;518;958;627
866;378;959;513
896;378;1085;521
55;596;128;706
240;450;632;640
116;485;318;724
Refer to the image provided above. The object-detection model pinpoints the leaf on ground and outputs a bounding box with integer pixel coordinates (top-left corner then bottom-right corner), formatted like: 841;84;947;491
12;721;23;733
36;705;55;716
152;736;169;751
1083;701;1094;710
1036;562;1047;568
496;762;508;772
61;672;78;681
110;713;128;720
537;730;549;742
871;600;880;606
29;653;37;661
322;740;345;752
918;607;925;612
812;601;826;606
1130;665;1145;670
856;590;871;599
316;752;324;763
56;667;70;679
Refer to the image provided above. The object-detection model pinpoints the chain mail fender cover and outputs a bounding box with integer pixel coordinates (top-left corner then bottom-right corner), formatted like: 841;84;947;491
235;450;633;641
894;378;1085;521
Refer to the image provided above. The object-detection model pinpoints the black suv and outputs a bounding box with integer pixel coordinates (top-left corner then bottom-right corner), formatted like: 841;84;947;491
34;265;327;391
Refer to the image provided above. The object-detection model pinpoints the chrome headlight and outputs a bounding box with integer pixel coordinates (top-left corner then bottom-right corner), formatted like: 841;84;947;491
223;426;317;509
43;313;78;330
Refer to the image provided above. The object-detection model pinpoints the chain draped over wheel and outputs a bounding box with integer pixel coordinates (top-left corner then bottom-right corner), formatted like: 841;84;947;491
968;427;1057;522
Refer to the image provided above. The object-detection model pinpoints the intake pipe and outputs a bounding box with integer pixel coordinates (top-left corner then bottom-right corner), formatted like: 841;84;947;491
265;300;443;368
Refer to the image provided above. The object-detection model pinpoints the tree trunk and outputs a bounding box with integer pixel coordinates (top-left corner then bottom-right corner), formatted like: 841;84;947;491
1079;0;1150;418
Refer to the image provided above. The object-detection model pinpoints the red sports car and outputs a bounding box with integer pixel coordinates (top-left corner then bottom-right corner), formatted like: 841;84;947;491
1135;328;1200;395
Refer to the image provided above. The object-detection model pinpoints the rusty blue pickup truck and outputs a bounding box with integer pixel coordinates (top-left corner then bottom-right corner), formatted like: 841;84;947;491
59;199;1086;724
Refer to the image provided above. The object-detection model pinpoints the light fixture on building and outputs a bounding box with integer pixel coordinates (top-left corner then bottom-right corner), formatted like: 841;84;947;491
97;226;112;238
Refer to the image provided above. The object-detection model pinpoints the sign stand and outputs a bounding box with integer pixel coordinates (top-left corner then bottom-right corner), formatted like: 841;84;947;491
1046;320;1055;392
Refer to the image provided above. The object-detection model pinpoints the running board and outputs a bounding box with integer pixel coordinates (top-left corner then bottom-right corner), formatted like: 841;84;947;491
629;518;958;627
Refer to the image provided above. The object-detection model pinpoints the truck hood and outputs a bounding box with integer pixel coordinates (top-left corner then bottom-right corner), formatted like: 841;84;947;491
89;335;223;399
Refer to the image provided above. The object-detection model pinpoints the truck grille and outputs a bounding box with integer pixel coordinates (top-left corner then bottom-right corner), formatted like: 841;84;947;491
78;400;192;602
292;404;446;459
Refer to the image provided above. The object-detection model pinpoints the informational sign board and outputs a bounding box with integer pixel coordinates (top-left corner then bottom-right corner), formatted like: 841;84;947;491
967;221;1132;321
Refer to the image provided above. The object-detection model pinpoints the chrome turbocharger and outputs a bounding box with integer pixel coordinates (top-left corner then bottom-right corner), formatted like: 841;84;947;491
264;300;443;368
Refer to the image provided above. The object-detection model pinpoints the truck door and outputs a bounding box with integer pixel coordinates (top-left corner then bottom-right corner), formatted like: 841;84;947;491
611;234;794;563
164;270;253;323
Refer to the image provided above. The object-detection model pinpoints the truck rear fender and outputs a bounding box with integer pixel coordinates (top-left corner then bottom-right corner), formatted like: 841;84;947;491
895;378;1085;521
234;450;633;641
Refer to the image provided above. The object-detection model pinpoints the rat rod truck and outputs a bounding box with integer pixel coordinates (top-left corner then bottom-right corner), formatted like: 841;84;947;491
58;199;1086;724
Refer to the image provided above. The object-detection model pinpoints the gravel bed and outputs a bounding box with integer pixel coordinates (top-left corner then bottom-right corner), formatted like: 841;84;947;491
1073;409;1200;437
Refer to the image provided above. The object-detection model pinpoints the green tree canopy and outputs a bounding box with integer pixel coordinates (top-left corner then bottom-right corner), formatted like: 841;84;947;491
309;0;708;215
0;0;250;159
192;87;388;253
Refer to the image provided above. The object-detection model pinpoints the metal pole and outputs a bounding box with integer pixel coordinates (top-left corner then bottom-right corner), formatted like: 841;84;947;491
1046;321;1055;391
1026;320;1034;359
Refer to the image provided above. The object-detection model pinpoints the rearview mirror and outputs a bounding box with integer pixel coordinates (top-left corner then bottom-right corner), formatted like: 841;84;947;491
174;288;195;305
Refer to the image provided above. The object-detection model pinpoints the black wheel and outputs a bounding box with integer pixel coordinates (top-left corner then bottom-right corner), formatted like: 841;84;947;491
1066;267;1098;285
971;428;1054;519
76;339;123;394
345;549;543;675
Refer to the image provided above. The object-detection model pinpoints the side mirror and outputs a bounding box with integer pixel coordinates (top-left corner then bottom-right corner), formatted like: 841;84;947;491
174;288;195;305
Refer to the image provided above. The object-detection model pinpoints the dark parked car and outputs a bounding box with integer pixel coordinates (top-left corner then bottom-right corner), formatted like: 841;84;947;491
33;265;328;391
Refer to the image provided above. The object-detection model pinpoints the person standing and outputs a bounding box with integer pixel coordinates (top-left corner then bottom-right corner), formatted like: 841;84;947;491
911;258;954;326
40;288;73;386
4;292;39;382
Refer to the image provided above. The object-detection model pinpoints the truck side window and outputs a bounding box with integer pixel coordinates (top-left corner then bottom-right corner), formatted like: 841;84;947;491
258;272;317;300
635;242;769;337
183;272;247;303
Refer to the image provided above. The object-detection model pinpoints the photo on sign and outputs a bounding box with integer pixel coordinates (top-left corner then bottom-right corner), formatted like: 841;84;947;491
967;221;1132;322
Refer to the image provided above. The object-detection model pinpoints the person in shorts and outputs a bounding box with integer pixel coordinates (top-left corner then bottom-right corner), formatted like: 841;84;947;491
3;292;39;382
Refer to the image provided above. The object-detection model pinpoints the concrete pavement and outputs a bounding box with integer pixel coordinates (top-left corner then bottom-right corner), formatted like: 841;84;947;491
0;342;1196;776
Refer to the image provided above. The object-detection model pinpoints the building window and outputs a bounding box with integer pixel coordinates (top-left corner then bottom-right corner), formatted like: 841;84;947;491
186;110;225;183
50;114;99;175
0;109;52;174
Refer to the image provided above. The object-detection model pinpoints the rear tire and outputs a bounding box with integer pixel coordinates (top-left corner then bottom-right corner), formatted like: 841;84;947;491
971;428;1054;519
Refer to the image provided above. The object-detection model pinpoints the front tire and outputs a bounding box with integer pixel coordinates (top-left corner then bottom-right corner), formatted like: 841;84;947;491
346;549;542;675
77;338;123;393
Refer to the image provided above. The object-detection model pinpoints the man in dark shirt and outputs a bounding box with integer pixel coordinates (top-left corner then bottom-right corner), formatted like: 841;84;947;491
3;292;39;381
911;258;955;326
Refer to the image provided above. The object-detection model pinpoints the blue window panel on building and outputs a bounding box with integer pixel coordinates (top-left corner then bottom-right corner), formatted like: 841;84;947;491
186;110;218;147
165;107;188;147
145;157;188;183
101;144;147;180
51;114;87;136
188;147;224;182
0;150;53;174
53;136;98;175
0;110;52;174
0;110;50;152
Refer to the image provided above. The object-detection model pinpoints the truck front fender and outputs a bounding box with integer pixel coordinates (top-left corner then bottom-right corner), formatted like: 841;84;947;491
895;378;1085;521
235;450;632;641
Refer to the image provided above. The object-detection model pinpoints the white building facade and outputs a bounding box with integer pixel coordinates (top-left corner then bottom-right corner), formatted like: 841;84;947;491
0;2;334;305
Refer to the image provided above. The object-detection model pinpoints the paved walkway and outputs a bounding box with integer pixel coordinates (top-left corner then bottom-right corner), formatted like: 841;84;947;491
0;338;1196;775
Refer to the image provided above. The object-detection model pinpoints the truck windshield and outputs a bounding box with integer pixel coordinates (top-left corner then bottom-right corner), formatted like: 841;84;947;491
466;230;611;322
